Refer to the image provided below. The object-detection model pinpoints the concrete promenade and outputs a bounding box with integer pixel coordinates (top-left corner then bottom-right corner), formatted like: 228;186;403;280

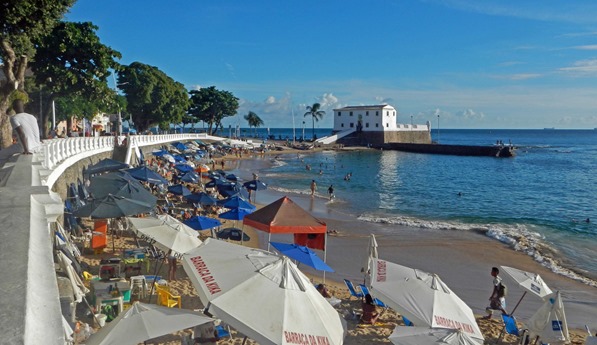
0;133;225;345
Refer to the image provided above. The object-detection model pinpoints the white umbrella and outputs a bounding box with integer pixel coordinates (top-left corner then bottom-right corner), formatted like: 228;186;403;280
526;291;570;345
127;216;201;258
182;238;346;345
362;233;378;276
86;302;213;345
369;258;483;341
500;266;553;315
156;214;198;237
389;326;483;345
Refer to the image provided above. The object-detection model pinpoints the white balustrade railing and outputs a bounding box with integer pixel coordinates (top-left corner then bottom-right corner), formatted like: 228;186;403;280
39;133;215;189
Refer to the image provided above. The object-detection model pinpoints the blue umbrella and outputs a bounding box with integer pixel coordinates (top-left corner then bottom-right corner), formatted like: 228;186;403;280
167;184;192;197
173;154;187;163
84;158;130;176
185;192;218;206
184;216;222;230
225;174;239;181
174;164;194;173
270;242;334;272
218;195;256;210
205;177;226;189
172;142;188;151
243;180;268;191
151;149;169;157
218;207;253;221
179;171;200;183
125;166;168;185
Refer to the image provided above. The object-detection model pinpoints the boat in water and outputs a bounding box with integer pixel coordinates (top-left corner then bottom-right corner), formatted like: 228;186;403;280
378;142;516;157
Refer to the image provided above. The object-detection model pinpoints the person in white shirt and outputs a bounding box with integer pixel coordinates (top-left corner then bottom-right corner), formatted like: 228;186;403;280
10;100;41;154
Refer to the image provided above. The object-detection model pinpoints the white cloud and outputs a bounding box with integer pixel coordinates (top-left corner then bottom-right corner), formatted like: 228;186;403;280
492;73;542;80
573;45;597;50
559;59;597;75
458;108;485;120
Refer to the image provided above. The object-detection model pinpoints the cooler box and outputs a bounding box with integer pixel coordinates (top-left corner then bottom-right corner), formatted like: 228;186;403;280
92;220;108;252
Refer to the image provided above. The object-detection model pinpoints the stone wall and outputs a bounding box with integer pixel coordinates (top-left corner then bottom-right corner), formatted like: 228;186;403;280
337;130;431;146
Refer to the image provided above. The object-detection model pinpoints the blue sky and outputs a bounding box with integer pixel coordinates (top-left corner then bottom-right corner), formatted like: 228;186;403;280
66;0;597;129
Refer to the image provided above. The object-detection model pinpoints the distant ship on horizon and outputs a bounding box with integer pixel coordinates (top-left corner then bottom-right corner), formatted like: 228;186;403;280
544;127;556;130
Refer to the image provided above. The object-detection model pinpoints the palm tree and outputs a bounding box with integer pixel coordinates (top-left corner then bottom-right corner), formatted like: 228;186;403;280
304;103;325;141
244;111;264;137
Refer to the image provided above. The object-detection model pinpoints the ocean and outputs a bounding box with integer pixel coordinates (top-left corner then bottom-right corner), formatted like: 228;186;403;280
236;128;597;286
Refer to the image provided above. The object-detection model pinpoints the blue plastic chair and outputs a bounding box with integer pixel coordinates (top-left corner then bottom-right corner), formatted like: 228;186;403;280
216;325;231;339
343;279;364;298
359;284;387;308
502;314;519;336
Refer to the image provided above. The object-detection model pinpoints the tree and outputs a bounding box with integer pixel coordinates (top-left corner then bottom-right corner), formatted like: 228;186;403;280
30;21;121;137
0;0;76;147
244;111;264;137
188;86;239;135
304;103;325;141
117;62;190;132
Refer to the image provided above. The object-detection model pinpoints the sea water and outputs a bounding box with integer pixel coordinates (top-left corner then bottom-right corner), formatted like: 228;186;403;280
248;128;596;286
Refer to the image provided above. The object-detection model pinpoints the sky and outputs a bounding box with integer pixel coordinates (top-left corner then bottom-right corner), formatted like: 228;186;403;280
66;0;597;129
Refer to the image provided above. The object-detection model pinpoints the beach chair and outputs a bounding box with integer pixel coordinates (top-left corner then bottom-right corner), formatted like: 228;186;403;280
155;284;181;308
343;279;364;298
497;314;529;345
216;325;232;339
359;284;387;308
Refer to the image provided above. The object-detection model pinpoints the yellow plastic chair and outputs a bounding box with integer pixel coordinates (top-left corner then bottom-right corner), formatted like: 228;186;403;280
156;288;181;308
83;271;94;281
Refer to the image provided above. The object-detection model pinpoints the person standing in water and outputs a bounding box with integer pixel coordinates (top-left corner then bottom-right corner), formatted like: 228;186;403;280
310;180;317;197
328;185;334;200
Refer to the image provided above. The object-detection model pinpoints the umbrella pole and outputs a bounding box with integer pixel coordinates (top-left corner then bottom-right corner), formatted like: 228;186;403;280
146;254;166;304
267;233;271;251
242;336;248;345
323;232;328;284
240;224;245;246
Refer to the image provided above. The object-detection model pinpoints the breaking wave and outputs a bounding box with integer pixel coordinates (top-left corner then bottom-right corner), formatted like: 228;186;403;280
357;214;597;288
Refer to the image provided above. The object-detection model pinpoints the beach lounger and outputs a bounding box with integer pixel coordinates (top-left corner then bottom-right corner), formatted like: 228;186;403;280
343;279;364;298
359;284;387;308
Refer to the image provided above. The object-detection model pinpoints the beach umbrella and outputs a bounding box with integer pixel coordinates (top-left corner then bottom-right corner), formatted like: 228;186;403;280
172;142;188;151
167;184;192;197
173;154;187;163
270;242;334;272
125;166;168;185
218;195;256;210
174;163;194;173
68;182;84;208
225;173;239;181
161;153;175;163
179;171;200;183
185;192;218;206
73;194;155;219
389;327;483;345
56;251;89;303
219;186;250;199
127;216;201;257
184;215;222;230
181;239;346;345
84;158;130;176
363;233;378;276
88;171;157;204
195;164;209;173
369;258;484;341
85;302;213;345
500;266;553;315
151;149;169;157
217;227;250;241
526;291;570;344
243;179;267;202
219;207;253;221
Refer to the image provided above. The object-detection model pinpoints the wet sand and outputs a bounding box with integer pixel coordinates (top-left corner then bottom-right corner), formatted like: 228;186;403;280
229;153;597;331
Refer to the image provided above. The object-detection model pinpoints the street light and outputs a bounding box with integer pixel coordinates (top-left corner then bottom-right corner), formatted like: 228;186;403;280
437;114;440;144
302;121;305;141
410;115;413;127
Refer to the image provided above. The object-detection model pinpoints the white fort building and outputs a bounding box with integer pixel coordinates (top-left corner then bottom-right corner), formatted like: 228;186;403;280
330;104;431;146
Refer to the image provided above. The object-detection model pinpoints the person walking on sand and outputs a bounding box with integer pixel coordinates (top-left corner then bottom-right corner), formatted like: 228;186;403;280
310;180;317;197
484;266;507;319
327;185;334;200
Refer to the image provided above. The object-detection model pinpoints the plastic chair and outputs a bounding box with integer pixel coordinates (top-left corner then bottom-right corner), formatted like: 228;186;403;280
359;284;387;307
216;325;232;339
130;275;148;300
497;314;529;345
155;284;181;308
343;279;364;298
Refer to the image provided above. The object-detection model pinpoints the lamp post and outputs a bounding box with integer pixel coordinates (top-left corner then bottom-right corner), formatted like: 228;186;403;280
410;115;413;127
437;114;440;144
302;121;305;141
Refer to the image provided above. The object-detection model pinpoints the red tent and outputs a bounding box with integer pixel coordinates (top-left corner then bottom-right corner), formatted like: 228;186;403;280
242;196;327;250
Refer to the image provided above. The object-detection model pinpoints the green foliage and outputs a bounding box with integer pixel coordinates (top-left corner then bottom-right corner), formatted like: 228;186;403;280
0;0;76;58
188;86;239;135
244;111;264;136
9;90;29;104
118;62;190;132
31;21;121;107
304;103;325;140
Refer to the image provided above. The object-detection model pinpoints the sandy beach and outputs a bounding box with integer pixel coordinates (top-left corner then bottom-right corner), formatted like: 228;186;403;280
75;145;595;344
